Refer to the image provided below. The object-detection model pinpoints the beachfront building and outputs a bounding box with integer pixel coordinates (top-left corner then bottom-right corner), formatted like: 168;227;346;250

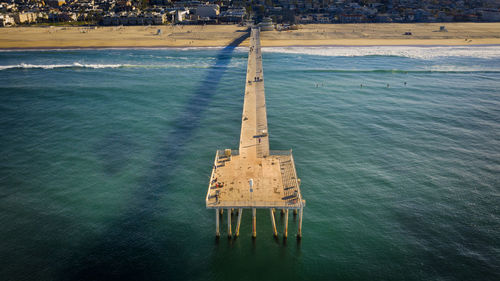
176;8;189;22
219;7;246;23
481;10;500;21
195;4;219;18
3;0;500;26
13;12;38;24
101;11;166;25
0;14;15;26
259;17;273;31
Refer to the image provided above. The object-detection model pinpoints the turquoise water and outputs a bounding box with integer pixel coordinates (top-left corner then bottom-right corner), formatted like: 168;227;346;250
1;45;499;281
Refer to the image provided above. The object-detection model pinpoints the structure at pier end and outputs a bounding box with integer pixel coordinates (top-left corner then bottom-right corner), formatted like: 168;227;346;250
205;28;305;239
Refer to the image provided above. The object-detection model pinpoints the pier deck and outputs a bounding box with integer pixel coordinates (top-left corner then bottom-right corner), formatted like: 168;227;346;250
206;149;302;208
205;28;304;238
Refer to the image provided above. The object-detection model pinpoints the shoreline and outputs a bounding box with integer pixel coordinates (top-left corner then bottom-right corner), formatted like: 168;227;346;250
1;23;500;48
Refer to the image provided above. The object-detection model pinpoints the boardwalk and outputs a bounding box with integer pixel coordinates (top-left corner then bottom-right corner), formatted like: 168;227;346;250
205;28;305;239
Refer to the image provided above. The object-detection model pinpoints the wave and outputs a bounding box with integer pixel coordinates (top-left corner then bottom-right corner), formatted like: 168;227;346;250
0;63;127;70
0;61;245;71
293;68;500;74
0;46;247;52
262;46;500;59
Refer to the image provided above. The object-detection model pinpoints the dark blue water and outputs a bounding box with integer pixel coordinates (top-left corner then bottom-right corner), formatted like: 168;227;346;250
1;46;499;281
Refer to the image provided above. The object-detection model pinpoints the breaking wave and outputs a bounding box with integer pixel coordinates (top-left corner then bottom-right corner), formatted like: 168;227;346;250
0;63;127;70
262;45;500;59
0;61;245;71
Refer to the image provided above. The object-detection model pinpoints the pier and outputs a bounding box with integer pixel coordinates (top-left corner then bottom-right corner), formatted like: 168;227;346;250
205;28;305;239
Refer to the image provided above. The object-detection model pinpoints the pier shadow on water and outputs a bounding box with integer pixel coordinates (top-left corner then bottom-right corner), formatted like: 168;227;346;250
60;31;249;281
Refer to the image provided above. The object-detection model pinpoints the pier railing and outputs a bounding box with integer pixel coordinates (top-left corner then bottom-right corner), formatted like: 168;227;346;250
269;150;292;156
290;151;305;208
215;149;292;157
216;149;239;157
205;150;220;204
207;200;302;209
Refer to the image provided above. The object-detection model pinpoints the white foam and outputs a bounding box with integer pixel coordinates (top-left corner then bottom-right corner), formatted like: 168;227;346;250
0;62;126;70
0;60;246;71
262;45;500;59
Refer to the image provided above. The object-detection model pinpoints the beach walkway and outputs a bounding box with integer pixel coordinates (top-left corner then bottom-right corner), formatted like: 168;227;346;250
205;28;305;239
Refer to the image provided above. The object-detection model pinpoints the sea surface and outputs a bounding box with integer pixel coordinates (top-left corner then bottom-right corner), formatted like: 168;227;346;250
1;45;499;281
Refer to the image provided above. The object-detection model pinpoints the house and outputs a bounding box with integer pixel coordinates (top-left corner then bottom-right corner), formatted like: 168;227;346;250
0;14;15;26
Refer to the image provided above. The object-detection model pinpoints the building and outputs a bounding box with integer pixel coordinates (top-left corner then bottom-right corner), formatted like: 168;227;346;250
219;7;245;23
150;0;171;5
0;14;15;26
46;0;67;8
176;9;189;22
196;4;219;18
13;12;38;24
481;10;500;21
259;17;274;31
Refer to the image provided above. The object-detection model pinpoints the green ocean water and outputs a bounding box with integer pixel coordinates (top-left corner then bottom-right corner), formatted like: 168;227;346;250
1;45;499;281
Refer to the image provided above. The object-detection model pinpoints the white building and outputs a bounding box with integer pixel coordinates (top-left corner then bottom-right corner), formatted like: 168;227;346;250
176;9;189;22
0;14;15;26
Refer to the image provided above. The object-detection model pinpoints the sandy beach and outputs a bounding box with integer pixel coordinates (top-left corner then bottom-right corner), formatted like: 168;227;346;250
0;22;499;48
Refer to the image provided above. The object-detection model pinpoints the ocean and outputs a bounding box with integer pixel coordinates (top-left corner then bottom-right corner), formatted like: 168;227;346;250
1;45;499;281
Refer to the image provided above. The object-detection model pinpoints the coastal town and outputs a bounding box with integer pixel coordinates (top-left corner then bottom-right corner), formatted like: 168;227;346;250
1;0;500;27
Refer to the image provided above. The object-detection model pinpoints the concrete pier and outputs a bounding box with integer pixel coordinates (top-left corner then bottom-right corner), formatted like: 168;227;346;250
235;208;243;237
206;28;305;239
227;208;232;238
284;209;289;239
215;209;220;237
270;209;278;237
252;208;257;238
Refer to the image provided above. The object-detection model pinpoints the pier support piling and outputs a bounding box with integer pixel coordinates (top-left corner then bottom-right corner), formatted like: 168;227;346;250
215;209;220;237
270;209;277;237
297;207;303;239
284;209;289;239
252;208;257;238
227;208;232;238
236;208;243;237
